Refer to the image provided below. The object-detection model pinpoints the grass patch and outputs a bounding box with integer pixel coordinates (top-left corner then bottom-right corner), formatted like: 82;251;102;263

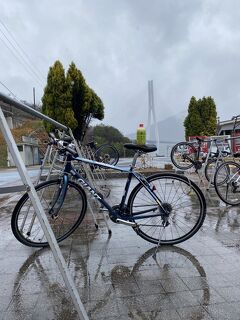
0;144;7;167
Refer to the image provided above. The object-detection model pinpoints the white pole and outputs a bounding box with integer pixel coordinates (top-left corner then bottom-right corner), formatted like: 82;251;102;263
147;80;160;153
0;107;89;320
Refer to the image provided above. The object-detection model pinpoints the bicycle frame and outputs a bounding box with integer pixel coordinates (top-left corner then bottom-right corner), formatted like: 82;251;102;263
56;152;165;222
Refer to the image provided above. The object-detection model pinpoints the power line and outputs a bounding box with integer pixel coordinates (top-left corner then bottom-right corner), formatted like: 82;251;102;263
0;33;44;89
0;19;46;82
0;23;44;88
0;80;17;98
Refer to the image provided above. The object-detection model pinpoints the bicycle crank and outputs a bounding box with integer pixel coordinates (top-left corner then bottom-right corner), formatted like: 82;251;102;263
115;218;137;227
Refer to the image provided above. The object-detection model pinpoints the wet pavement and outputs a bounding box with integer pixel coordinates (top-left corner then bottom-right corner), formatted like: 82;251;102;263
1;173;240;319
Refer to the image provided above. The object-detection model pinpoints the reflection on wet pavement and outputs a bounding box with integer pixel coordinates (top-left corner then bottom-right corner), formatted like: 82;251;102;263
1;177;240;319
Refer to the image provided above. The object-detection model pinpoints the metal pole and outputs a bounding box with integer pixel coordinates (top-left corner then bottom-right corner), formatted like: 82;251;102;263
0;107;89;320
33;87;36;109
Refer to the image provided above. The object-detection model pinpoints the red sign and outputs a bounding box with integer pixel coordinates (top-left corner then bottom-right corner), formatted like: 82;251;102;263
188;136;209;154
232;131;240;153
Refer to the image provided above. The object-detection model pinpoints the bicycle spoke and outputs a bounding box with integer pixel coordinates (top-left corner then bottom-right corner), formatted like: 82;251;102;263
12;180;86;247
129;173;205;245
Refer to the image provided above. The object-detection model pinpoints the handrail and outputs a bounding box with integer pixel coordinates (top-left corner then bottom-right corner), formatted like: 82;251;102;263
0;92;68;131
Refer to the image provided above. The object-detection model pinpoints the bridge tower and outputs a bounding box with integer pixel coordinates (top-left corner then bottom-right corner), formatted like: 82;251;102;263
147;80;160;154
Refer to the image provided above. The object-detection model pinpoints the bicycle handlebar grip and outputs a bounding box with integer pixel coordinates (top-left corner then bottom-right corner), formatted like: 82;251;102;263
48;132;58;145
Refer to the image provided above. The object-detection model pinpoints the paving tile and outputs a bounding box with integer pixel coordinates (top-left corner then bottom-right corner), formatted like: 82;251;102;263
137;279;165;294
181;276;209;290
205;302;240;320
168;291;200;308
141;293;175;312
115;296;147;317
0;295;12;313
3;175;240;319
216;286;240;303
176;306;213;320
160;277;190;293
191;288;226;305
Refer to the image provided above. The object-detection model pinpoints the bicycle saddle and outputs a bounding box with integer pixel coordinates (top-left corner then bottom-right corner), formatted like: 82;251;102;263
124;143;157;153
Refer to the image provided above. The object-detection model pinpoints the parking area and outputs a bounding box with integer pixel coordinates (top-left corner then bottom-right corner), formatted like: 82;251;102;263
1;176;240;319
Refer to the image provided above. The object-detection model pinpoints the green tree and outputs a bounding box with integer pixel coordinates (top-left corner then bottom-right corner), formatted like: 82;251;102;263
66;62;104;140
199;96;217;136
184;96;217;139
42;61;104;140
93;124;133;157
42;60;77;132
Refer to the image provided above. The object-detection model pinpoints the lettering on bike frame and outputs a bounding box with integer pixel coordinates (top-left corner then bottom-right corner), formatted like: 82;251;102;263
74;176;102;200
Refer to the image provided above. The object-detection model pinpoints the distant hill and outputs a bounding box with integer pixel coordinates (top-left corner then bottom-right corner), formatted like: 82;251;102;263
127;111;186;143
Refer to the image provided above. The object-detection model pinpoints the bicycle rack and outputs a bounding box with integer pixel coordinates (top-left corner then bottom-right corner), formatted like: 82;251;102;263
49;130;112;233
196;135;231;190
0;92;89;320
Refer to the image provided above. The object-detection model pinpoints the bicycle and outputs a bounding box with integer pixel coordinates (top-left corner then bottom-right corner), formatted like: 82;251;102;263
213;115;240;205
213;160;240;205
49;131;119;167
85;140;119;166
11;135;206;248
170;137;230;183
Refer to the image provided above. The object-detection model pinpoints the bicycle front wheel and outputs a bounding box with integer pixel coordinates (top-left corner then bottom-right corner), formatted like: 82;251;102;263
127;173;206;245
11;179;87;247
214;161;240;205
170;142;197;170
205;158;223;184
95;144;119;165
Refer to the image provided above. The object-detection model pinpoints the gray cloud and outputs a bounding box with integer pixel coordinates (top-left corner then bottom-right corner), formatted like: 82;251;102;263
1;0;240;135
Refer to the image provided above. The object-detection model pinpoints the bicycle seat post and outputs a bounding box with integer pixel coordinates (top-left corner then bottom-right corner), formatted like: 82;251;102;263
130;151;142;169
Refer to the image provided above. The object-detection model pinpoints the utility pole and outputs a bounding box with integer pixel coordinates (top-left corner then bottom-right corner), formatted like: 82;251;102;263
147;80;160;154
33;87;36;109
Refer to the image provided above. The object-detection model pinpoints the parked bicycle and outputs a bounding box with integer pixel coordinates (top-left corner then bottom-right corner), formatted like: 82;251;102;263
11;134;206;248
50;130;119;167
170;137;230;183
213;160;240;205
85;140;119;166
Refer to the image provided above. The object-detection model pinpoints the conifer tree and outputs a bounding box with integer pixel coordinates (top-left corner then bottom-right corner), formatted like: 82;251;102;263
42;61;104;140
184;96;217;139
66;62;104;140
42;60;77;132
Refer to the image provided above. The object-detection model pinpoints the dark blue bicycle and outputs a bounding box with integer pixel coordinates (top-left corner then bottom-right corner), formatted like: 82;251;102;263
11;135;206;248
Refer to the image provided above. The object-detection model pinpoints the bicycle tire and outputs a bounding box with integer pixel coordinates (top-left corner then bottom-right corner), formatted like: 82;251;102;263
11;179;87;247
214;161;240;205
170;142;197;170
127;173;206;245
204;158;223;184
95;144;119;165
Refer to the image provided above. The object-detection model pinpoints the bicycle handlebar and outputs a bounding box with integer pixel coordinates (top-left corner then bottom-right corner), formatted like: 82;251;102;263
232;115;240;119
48;132;78;157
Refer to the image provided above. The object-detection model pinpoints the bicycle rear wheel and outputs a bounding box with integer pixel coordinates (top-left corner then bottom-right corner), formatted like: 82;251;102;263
127;173;206;245
170;142;197;170
95;144;119;165
11;179;87;247
214;161;240;205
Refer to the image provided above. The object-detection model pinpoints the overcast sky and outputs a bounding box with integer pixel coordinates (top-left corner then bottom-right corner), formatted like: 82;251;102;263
1;0;240;135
